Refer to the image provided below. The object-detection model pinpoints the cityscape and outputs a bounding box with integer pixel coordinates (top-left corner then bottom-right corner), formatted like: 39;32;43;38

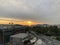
0;23;60;45
0;0;60;45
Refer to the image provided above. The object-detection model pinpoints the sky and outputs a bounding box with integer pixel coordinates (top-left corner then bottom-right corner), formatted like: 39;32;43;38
0;0;60;24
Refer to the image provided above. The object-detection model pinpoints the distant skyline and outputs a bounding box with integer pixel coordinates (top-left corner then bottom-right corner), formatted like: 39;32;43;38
0;18;44;25
0;0;60;24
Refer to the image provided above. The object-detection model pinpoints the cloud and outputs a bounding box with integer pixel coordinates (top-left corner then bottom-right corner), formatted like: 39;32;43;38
0;0;60;24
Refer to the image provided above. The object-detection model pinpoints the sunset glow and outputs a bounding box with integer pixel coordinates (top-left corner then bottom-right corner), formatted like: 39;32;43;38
0;18;45;25
27;21;32;26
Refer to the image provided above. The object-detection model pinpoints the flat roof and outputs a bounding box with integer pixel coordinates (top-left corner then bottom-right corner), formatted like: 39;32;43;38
10;33;28;39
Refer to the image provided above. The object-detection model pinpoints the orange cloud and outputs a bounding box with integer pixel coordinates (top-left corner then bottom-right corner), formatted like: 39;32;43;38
0;18;46;25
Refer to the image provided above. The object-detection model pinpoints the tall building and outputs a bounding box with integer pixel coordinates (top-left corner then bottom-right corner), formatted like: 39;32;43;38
0;24;26;44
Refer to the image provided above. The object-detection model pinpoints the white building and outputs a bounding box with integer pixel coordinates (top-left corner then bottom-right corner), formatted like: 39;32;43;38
10;32;46;45
10;33;29;45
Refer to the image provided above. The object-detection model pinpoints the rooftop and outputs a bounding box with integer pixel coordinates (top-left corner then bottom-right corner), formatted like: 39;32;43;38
10;33;28;39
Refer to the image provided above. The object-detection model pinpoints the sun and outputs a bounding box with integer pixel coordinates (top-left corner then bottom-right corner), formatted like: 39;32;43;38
27;21;32;24
27;21;33;26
